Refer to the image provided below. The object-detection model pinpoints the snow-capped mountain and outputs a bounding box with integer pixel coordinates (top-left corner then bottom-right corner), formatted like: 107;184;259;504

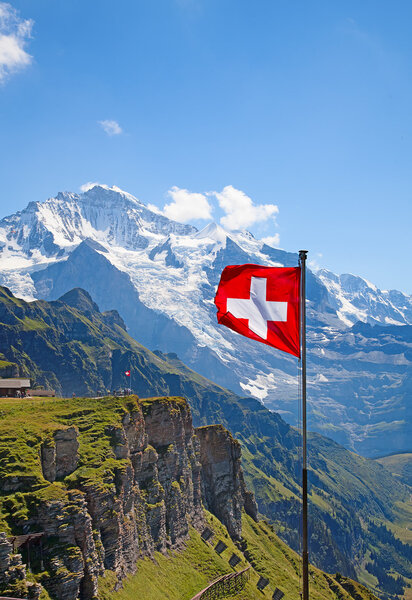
1;185;411;457
2;185;194;256
317;269;412;327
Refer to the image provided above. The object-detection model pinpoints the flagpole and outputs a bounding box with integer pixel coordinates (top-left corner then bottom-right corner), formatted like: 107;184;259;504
299;249;309;600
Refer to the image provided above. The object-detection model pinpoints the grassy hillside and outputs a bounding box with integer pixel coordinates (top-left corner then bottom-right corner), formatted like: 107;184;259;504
0;394;140;534
0;285;189;396
0;286;411;598
376;453;412;489
99;511;380;600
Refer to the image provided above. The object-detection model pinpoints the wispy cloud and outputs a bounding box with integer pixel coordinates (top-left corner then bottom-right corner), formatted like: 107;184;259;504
158;186;212;223
0;2;33;83
308;252;323;272
342;18;382;55
98;120;123;136
212;185;278;231
80;181;104;192
261;234;280;248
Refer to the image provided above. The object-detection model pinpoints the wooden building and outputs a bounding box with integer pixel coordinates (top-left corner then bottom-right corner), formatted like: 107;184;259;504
27;388;55;397
0;378;31;397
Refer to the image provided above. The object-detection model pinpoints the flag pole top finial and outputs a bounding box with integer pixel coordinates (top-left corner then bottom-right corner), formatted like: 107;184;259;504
299;250;308;259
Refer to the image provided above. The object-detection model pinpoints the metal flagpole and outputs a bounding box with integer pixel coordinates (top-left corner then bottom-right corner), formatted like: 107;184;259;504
299;249;309;600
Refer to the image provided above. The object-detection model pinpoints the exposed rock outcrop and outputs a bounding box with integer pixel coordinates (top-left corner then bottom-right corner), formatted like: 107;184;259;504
196;424;258;539
41;426;79;482
0;533;42;599
143;397;205;543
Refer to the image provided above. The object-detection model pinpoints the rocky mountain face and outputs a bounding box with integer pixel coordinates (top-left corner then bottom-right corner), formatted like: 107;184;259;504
317;269;412;325
0;533;42;599
196;425;257;539
0;185;410;457
0;394;256;600
0;285;410;597
1;186;194;257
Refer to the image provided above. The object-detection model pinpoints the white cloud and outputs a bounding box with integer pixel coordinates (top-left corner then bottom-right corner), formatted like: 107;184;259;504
261;234;280;248
147;203;163;215
162;186;212;223
0;2;33;83
80;181;110;192
308;253;323;272
98;120;123;136
213;185;278;231
80;182;105;192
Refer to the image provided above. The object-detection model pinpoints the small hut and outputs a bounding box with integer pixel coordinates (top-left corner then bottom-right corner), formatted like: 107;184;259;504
0;378;31;397
27;388;55;397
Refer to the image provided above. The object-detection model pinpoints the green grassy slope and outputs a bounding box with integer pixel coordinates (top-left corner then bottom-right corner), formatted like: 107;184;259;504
0;285;189;397
375;453;412;488
0;395;142;534
99;512;380;600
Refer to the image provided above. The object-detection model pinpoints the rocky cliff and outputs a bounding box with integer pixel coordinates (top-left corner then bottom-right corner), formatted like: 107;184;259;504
0;533;42;599
196;424;258;539
0;395;256;600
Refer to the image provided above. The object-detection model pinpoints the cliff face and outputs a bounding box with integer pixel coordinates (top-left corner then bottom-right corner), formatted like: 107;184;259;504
0;533;42;599
0;395;255;600
196;424;258;540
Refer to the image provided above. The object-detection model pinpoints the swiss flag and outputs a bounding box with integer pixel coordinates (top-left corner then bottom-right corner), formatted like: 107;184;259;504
124;370;131;377
214;264;300;357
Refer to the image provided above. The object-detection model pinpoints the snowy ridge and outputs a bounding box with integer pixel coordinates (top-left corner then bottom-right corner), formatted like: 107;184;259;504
0;184;410;357
317;269;412;327
2;184;410;327
0;185;195;259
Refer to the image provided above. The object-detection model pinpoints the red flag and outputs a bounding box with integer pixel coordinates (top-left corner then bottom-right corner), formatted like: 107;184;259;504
124;370;131;377
214;264;300;357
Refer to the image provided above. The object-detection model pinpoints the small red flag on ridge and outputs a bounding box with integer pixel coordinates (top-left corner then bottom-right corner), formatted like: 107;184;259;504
214;264;301;357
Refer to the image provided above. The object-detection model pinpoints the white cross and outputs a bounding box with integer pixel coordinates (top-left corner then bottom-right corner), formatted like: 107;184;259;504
227;276;288;340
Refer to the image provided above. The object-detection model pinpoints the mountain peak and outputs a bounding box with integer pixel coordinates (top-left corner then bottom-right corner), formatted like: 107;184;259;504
79;238;108;253
57;288;100;314
80;184;144;207
55;191;80;202
195;222;227;244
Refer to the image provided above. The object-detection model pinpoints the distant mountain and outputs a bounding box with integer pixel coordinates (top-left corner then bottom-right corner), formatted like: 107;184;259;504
317;269;412;326
0;285;411;597
0;185;411;457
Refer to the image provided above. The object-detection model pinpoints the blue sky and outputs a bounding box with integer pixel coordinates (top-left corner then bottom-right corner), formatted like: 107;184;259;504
0;0;411;292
